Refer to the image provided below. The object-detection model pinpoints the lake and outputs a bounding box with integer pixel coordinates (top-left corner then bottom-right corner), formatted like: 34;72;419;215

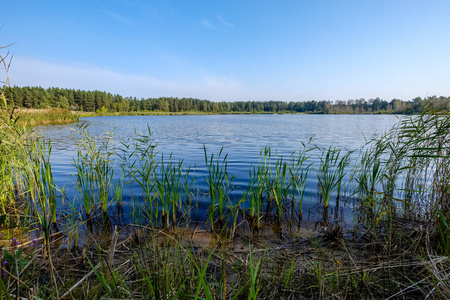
35;114;400;223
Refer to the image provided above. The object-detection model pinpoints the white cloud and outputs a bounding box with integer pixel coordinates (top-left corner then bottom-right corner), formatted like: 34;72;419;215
8;56;263;101
9;56;436;102
201;20;215;30
103;10;141;28
217;15;234;28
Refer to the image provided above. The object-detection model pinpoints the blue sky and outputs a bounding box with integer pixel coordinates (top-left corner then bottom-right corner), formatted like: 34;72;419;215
1;0;450;101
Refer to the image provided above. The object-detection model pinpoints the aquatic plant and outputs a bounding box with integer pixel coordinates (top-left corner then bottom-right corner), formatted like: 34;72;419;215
317;146;351;211
127;126;158;223
246;147;270;229
72;124;115;220
378;103;450;253
204;146;235;229
289;139;314;221
268;152;290;223
155;155;187;228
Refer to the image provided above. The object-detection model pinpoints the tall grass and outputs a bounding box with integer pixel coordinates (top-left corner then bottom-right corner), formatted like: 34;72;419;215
0;105;31;218
267;150;290;224
204;146;234;229
289;140;314;221
247;156;268;229
15;108;80;126
127;126;158;224
354;136;388;229
72;124;115;221
317;147;351;213
0;60;62;295
155;155;190;228
378;103;449;252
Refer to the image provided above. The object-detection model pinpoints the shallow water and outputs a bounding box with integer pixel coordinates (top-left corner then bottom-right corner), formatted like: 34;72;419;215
35;114;399;223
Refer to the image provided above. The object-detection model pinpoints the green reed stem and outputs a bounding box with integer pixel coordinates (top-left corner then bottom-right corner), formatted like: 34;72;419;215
289;139;314;220
204;146;234;229
317;147;350;210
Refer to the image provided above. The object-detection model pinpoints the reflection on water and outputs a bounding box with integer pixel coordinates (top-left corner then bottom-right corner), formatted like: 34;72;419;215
35;114;399;221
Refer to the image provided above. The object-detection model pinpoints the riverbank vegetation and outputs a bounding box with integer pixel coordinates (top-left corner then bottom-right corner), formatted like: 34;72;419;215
3;85;450;115
1;79;449;298
2;107;81;126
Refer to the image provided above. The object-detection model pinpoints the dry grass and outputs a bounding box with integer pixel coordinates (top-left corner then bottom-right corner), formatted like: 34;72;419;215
5;107;80;125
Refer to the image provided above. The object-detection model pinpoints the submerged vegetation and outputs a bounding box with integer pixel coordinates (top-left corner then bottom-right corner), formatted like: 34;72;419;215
1;55;450;300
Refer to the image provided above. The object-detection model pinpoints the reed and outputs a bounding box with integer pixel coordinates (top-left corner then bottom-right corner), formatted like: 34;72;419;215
36;141;58;226
13;108;80;126
0;101;31;217
354;137;388;230
317;146;351;211
289;139;314;221
246;147;270;229
203;146;234;229
268;152;289;223
247;244;262;300
247;166;265;229
127;126;158;223
0;109;62;296
380;103;449;253
155;155;187;228
72;124;115;220
74;154;95;220
112;177;124;214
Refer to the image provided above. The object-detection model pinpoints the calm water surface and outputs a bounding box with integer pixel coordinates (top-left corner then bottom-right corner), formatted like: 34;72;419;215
35;114;399;217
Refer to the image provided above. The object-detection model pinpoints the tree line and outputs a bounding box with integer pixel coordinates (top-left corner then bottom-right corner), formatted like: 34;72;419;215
3;85;450;114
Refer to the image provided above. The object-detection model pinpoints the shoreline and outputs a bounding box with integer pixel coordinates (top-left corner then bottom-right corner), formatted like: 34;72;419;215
4;108;426;126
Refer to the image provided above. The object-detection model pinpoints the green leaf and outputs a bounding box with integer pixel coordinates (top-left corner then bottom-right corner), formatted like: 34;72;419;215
0;277;12;300
15;248;22;259
438;211;449;229
87;258;112;295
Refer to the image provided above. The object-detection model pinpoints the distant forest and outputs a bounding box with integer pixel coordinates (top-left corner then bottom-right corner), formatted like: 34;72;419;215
4;86;450;114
